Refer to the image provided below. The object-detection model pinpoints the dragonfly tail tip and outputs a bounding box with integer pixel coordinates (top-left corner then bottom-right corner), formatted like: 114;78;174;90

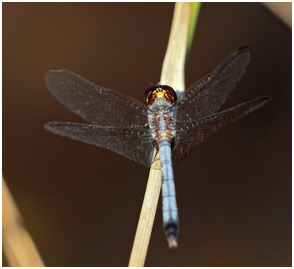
168;239;178;249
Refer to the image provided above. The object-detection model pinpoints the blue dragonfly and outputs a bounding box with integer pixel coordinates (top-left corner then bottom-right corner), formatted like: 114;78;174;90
44;46;269;248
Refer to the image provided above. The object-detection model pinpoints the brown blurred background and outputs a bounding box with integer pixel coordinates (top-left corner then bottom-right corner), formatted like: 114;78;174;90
3;3;291;267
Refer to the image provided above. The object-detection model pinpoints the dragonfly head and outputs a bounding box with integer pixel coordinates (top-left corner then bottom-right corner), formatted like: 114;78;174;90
144;85;177;107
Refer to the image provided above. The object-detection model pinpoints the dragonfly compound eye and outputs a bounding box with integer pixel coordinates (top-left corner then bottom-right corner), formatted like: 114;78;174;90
144;85;177;106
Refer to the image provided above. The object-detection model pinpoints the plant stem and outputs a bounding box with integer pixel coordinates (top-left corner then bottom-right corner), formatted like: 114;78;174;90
3;178;45;266
128;2;201;267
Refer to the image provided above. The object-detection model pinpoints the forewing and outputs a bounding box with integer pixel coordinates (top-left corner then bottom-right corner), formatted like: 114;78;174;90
45;122;155;167
45;67;148;128
175;46;251;122
172;96;270;164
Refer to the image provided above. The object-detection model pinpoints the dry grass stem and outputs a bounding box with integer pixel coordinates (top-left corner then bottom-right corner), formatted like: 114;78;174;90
128;163;162;267
2;178;45;267
128;2;195;267
160;2;192;91
263;2;292;28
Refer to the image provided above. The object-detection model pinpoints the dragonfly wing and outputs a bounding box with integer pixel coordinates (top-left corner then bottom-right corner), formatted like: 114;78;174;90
45;67;148;128
175;46;251;121
172;96;270;164
45;122;155;167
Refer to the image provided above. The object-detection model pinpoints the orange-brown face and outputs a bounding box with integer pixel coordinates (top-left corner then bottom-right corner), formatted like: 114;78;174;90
144;85;177;106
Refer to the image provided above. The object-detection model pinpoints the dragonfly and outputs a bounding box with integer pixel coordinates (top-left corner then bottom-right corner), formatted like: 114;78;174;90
44;46;269;248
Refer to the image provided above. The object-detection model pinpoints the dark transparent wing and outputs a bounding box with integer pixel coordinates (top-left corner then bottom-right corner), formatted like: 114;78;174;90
172;96;270;164
45;67;148;128
175;46;251;122
44;122;155;167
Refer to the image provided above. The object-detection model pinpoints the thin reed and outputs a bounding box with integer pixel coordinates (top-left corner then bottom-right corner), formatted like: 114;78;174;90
128;3;201;267
2;178;45;266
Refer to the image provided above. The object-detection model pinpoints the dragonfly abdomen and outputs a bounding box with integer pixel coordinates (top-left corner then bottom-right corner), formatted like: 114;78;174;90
148;106;179;248
159;140;179;248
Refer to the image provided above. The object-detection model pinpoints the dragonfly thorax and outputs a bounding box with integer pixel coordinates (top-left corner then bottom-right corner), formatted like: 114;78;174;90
148;105;176;145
